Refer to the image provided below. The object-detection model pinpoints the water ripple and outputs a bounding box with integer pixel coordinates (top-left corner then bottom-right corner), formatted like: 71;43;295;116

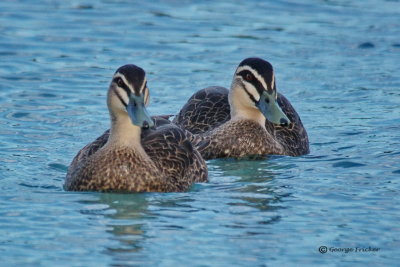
0;0;399;266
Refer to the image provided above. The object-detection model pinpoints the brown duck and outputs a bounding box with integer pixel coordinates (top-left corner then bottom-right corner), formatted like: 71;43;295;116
173;58;309;159
65;64;207;192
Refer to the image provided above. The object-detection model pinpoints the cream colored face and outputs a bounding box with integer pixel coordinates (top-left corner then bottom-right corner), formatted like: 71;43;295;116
108;66;153;128
230;65;267;111
108;71;150;112
229;58;290;125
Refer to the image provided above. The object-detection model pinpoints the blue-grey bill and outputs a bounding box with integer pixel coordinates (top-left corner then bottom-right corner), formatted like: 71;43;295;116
256;91;291;126
127;94;155;128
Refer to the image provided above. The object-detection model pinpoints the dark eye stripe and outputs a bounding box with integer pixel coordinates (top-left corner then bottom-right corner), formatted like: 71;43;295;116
113;88;128;107
242;85;258;104
113;77;131;97
237;70;265;95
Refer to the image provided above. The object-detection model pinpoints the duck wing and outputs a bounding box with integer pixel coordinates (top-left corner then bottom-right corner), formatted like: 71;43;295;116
142;123;208;187
67;115;178;173
266;93;310;156
173;86;230;134
174;87;309;156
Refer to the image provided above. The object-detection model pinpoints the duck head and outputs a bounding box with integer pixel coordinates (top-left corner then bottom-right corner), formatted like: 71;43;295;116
107;64;154;129
229;57;290;126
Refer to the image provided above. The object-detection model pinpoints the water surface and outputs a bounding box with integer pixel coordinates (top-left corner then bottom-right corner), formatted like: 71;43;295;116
1;0;399;266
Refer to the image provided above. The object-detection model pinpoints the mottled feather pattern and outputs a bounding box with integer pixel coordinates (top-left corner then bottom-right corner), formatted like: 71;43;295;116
269;93;310;156
65;116;208;192
67;132;108;176
195;120;284;159
142;124;208;186
174;87;309;159
65;147;170;192
173;86;230;134
143;117;208;183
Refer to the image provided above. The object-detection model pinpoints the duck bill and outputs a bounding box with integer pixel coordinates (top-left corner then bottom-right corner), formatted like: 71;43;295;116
127;94;155;128
256;91;290;126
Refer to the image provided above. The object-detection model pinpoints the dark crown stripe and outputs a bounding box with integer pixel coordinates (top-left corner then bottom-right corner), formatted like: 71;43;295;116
115;64;145;96
237;58;276;94
114;78;132;97
237;70;265;95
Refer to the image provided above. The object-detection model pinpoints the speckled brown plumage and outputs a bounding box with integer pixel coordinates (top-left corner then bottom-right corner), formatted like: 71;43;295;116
174;87;309;159
65;145;168;192
66;63;209;192
65;117;208;192
141;118;208;184
195;119;284;159
267;93;310;156
172;86;230;134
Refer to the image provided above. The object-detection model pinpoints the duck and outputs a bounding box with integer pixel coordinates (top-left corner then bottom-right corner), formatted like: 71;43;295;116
173;57;309;159
65;64;208;192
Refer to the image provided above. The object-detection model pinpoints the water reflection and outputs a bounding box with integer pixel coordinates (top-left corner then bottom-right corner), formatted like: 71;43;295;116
210;157;286;182
77;160;289;262
1;0;399;264
207;158;292;223
79;193;150;256
80;193;198;264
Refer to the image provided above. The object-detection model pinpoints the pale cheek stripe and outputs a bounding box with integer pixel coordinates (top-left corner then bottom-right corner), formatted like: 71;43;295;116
236;66;268;91
140;80;147;94
245;83;260;101
271;73;275;90
144;87;150;105
114;72;135;93
242;86;257;104
113;88;128;107
113;73;148;99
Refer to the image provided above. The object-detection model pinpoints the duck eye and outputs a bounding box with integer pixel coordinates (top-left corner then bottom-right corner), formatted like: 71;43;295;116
116;78;124;87
245;73;253;82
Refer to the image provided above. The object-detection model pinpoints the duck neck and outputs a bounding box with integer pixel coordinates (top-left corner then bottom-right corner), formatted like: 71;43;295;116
229;91;266;128
107;113;146;155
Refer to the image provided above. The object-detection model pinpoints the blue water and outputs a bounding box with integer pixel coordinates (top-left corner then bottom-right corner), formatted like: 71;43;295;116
1;0;399;266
